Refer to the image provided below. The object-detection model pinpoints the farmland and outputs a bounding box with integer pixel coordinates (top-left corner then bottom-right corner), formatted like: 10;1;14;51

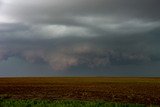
0;77;160;106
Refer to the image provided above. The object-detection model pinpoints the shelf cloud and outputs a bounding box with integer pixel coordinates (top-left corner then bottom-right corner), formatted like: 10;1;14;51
0;0;160;75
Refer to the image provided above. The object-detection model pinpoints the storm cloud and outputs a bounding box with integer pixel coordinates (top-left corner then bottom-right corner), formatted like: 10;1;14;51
0;0;160;75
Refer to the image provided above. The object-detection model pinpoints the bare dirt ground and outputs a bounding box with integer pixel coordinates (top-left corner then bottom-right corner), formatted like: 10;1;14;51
0;77;160;105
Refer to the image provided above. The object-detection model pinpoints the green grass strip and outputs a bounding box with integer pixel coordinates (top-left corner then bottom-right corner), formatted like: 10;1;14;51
0;99;158;107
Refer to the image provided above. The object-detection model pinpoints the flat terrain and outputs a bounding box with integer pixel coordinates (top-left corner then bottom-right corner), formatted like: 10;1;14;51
0;77;160;105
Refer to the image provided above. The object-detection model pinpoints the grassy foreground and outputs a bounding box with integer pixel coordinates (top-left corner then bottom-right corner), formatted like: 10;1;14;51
0;99;158;107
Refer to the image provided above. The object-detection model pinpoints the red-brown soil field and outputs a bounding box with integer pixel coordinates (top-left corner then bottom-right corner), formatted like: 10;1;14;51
0;77;160;105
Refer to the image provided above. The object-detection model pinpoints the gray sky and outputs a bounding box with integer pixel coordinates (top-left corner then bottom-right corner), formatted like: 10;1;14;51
0;0;160;76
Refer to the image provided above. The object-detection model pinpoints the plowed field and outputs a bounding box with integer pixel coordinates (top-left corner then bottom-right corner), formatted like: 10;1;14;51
0;77;160;105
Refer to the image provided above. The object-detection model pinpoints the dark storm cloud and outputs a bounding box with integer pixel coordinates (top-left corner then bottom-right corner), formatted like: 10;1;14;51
1;0;160;39
0;32;159;71
0;22;29;32
0;0;160;73
3;0;160;22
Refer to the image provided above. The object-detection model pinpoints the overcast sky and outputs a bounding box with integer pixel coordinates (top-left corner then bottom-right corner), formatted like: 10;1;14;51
0;0;160;77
